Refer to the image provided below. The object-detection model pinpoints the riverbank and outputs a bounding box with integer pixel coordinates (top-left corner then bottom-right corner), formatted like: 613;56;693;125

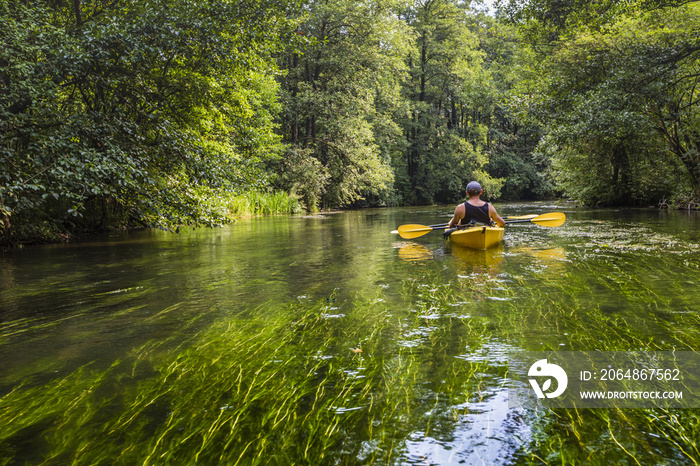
1;190;303;249
658;196;700;211
4;194;696;249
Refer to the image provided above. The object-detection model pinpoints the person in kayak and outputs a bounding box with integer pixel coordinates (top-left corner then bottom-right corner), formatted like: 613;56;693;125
447;181;505;228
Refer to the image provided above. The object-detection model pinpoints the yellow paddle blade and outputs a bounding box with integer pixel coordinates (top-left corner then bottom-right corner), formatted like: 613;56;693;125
531;212;566;227
396;224;435;239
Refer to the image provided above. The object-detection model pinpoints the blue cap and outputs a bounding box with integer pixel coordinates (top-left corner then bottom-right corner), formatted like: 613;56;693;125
466;181;482;195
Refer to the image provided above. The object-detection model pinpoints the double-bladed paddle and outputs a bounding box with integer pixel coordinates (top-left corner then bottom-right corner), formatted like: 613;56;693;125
393;212;566;239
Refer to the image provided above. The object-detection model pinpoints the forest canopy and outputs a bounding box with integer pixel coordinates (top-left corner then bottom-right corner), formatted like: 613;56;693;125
2;0;699;244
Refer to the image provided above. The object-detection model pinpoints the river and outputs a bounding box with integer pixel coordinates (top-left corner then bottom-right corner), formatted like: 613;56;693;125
1;203;699;464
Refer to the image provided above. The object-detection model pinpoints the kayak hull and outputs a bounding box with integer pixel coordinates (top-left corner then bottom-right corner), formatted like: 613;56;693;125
447;225;504;250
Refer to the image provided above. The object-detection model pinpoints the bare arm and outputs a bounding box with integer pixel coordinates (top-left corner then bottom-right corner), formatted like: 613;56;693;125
489;204;505;227
448;204;464;228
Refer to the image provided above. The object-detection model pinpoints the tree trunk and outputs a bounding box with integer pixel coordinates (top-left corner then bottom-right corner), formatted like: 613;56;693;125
679;137;700;199
611;144;631;204
74;0;83;27
419;37;426;103
653;104;700;199
303;118;312;148
2;215;11;244
292;54;299;144
451;98;457;130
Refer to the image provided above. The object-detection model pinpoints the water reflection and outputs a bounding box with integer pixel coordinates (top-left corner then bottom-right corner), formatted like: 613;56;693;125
512;247;567;263
403;389;530;465
396;242;433;262
448;243;505;268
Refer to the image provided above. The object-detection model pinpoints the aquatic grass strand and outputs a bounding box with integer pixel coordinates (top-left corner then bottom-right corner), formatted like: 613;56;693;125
4;206;700;464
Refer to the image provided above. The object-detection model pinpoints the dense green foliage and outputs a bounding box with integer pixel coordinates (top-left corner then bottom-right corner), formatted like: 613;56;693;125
272;0;700;209
396;0;498;204
3;0;699;244
1;0;296;244
274;0;407;211
500;0;700;206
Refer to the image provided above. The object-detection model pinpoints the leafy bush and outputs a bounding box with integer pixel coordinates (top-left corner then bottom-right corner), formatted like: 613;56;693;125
1;0;296;245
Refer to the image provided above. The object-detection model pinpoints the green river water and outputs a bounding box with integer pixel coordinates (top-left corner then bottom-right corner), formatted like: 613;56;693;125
1;203;699;465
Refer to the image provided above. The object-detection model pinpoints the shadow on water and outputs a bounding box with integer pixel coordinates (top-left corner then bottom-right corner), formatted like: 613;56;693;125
1;203;700;464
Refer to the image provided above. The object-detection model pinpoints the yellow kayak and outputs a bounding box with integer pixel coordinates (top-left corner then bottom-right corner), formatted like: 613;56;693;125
446;225;504;250
395;213;564;250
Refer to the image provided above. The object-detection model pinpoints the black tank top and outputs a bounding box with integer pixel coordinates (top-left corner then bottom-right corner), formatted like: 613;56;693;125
459;202;491;225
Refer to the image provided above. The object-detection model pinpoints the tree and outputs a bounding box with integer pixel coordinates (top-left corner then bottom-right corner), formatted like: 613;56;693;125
634;6;700;200
396;0;502;205
275;0;410;211
1;0;295;243
470;14;554;199
518;2;700;205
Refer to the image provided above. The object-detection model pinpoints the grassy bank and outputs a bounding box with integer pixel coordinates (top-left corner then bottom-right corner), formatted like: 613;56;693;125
220;190;304;218
1;190;303;248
